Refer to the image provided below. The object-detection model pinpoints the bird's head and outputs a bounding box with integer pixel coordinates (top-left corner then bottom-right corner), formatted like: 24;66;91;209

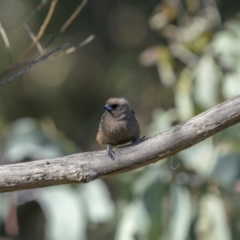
103;98;132;119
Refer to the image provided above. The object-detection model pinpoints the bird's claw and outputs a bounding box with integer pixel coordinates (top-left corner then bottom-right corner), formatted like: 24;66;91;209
107;144;115;160
132;136;148;144
140;136;147;141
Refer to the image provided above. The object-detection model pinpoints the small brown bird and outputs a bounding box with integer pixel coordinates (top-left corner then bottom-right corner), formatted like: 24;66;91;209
96;98;141;159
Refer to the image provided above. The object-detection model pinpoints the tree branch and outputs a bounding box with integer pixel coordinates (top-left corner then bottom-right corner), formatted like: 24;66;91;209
0;43;69;85
1;94;240;193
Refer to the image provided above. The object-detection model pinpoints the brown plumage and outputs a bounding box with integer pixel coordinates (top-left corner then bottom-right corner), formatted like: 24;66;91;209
96;98;140;159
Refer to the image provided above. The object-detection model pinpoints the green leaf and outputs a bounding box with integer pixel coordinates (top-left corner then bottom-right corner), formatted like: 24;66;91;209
115;200;150;240
194;55;221;109
195;194;231;240
38;185;87;240
168;184;191;240
80;180;115;223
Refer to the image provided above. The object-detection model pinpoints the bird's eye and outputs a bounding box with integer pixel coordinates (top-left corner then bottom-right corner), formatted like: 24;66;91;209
112;104;118;109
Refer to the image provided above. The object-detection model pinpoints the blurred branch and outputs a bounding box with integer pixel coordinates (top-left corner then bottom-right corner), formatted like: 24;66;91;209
0;21;12;64
17;0;58;62
0;0;91;81
48;34;94;60
61;0;87;32
17;0;50;32
45;0;88;48
1;94;240;192
24;23;44;54
0;43;69;85
169;43;198;67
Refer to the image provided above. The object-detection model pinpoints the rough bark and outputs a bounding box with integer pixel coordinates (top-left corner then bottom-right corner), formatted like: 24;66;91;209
1;94;240;193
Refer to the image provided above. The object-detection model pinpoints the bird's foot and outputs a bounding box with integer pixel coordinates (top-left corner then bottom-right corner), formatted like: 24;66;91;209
107;144;115;160
132;136;148;144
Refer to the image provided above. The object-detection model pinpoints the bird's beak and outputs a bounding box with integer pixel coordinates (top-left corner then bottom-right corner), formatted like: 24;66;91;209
103;104;112;112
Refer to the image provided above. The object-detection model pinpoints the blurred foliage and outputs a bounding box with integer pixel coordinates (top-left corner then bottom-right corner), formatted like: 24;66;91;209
1;0;240;239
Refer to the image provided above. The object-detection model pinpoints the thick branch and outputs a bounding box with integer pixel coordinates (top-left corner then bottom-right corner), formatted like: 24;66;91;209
1;95;240;193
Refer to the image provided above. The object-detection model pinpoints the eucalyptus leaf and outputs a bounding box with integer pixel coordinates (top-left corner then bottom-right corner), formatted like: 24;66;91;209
168;184;191;240
179;138;219;177
115;200;150;240
222;72;240;99
80;180;115;223
38;185;87;240
212;153;240;186
194;55;221;109
147;108;178;136
175;67;194;121
195;194;232;240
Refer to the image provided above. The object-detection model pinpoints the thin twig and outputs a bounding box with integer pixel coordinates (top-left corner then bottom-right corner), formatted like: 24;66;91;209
0;63;26;81
48;35;94;60
0;43;69;85
16;1;50;33
0;0;90;81
24;24;44;54
44;0;88;49
0;34;93;81
17;0;58;62
61;0;88;32
0;21;12;64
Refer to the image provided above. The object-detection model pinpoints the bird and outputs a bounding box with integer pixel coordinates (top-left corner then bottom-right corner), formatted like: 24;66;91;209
96;98;141;160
